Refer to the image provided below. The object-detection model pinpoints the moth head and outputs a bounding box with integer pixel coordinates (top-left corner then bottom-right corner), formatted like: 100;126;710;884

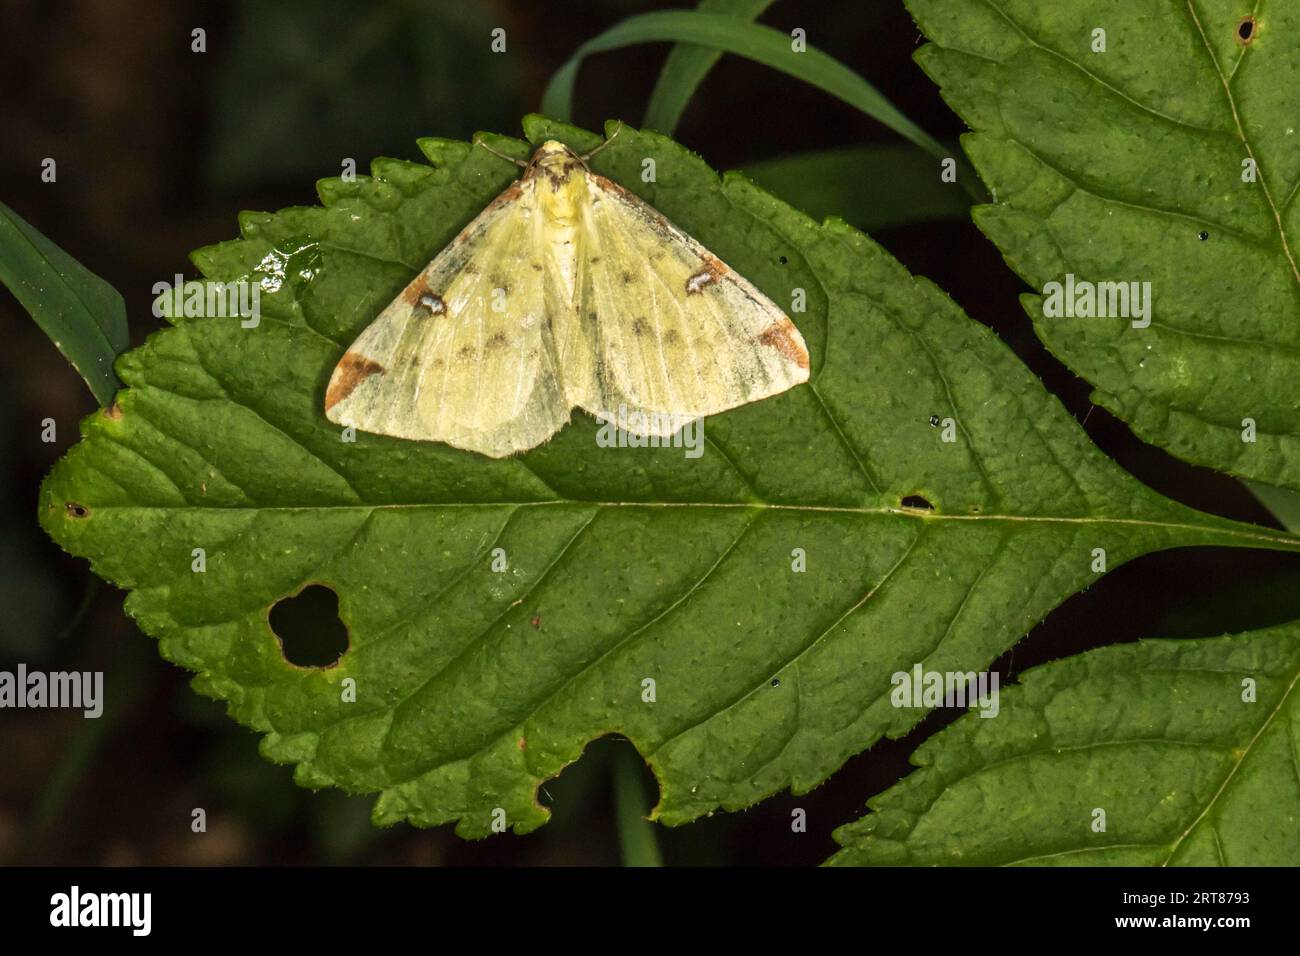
530;140;585;171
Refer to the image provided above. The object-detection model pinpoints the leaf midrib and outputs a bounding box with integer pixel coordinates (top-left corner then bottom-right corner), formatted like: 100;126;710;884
68;499;1300;549
1159;658;1300;866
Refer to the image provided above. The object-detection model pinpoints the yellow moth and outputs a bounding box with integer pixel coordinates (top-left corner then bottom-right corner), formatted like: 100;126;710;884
324;130;810;458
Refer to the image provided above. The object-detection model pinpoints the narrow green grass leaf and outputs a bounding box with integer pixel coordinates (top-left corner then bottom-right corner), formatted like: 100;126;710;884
541;12;981;196
613;744;663;867
1247;481;1300;532
643;0;776;135
830;623;1300;866
742;144;972;232
0;200;128;406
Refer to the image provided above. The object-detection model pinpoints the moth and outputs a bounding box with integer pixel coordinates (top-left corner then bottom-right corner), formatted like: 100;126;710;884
324;129;810;458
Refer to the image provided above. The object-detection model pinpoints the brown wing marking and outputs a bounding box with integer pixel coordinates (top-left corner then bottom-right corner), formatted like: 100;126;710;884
325;352;385;412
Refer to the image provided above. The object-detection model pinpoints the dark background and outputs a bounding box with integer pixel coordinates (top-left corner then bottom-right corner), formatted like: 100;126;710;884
3;0;1298;866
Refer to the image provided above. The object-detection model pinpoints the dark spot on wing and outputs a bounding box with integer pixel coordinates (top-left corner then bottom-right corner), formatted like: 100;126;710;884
686;255;728;295
632;317;649;336
415;291;446;316
487;331;509;349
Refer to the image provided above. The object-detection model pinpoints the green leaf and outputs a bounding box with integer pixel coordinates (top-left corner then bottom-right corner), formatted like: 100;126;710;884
0;199;128;407
742;144;973;232
907;0;1300;490
541;12;975;194
829;622;1300;866
643;0;776;136
38;117;1300;837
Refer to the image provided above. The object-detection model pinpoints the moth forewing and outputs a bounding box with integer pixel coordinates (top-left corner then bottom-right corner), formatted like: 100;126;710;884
323;169;572;457
573;168;809;433
323;137;810;456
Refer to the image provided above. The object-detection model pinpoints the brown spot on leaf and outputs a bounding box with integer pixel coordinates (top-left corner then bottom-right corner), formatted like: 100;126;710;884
102;403;122;420
66;502;90;518
1236;15;1256;45
530;612;541;630
757;320;809;370
325;352;385;411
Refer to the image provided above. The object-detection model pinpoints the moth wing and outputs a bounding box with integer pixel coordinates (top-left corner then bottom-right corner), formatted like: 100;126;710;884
324;178;571;458
573;172;809;434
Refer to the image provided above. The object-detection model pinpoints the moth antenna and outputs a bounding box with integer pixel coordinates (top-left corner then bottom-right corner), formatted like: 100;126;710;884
472;135;528;168
580;122;625;161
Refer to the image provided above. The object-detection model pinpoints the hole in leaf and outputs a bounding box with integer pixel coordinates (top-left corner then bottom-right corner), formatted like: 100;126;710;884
65;502;90;518
1198;230;1209;241
778;255;788;265
900;494;935;511
270;584;349;667
1236;16;1256;44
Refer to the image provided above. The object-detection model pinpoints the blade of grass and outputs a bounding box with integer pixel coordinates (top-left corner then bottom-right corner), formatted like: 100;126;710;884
742;143;972;232
541;11;983;199
1247;481;1300;532
644;0;776;135
613;743;663;867
0;200;128;406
